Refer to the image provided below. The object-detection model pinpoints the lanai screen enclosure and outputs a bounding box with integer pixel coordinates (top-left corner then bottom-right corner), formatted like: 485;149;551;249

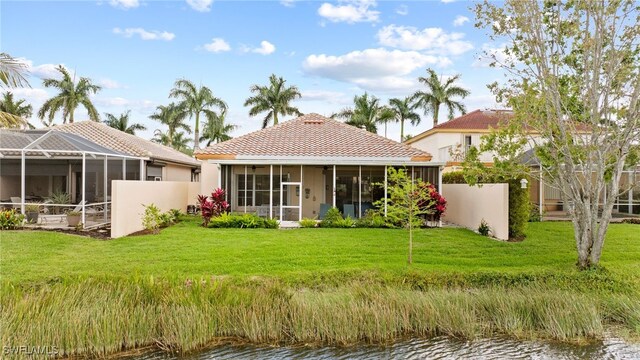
0;129;144;228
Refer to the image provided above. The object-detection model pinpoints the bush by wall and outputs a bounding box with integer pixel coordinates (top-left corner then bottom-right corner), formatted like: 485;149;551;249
319;207;343;228
209;213;279;229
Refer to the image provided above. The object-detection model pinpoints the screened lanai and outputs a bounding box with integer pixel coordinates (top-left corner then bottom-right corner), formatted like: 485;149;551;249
0;129;145;229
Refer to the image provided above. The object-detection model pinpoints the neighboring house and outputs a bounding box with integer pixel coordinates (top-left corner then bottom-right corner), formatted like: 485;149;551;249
405;109;523;169
194;113;443;224
56;121;201;182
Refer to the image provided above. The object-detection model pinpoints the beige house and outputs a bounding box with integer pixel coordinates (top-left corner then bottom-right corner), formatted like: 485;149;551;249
195;113;443;224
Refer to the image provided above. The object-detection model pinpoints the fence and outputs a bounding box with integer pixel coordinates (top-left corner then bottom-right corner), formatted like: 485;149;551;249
111;180;200;238
442;183;509;240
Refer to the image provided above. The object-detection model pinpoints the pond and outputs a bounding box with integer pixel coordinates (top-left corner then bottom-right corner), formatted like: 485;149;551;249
124;337;640;360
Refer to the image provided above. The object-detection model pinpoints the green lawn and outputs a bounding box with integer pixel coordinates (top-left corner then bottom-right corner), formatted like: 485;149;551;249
2;217;638;289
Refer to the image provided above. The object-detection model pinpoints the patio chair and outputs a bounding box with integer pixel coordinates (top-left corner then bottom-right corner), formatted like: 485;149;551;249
343;204;355;219
319;203;331;220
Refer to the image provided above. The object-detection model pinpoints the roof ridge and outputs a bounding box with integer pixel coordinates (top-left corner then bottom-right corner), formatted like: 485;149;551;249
431;109;483;129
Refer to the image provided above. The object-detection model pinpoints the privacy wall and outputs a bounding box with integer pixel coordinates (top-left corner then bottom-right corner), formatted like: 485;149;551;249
111;180;200;238
442;183;509;241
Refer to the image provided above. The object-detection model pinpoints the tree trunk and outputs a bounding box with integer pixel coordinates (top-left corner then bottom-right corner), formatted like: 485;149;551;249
408;202;413;264
400;119;405;142
194;112;200;150
69;111;74;124
433;105;439;128
273;112;279;126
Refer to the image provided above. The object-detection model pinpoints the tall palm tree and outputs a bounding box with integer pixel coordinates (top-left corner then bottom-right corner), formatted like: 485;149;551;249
152;130;191;154
38;65;101;125
103;110;147;135
333;93;394;134
388;96;421;142
200;109;238;146
244;74;302;129
148;103;191;148
412;68;470;128
0;53;31;128
169;79;226;151
0;92;33;129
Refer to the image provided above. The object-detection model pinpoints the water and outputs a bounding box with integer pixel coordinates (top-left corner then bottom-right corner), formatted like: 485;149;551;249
123;337;640;360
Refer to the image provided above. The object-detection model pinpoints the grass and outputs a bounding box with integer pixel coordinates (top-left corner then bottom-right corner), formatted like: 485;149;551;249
1;216;639;356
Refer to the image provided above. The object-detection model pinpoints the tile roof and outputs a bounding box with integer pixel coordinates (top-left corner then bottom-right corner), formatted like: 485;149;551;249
194;113;433;162
54;121;200;167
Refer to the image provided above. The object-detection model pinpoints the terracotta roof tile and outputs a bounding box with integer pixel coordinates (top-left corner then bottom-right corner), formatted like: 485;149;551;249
54;121;200;167
195;113;432;161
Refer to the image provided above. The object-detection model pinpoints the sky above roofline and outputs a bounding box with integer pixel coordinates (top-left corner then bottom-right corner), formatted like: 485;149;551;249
2;0;507;144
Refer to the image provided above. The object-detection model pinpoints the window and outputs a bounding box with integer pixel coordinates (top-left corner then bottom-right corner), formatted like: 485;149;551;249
236;174;288;207
464;135;472;154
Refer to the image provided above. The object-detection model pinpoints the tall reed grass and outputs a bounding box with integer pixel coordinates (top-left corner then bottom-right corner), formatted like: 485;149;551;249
2;278;638;358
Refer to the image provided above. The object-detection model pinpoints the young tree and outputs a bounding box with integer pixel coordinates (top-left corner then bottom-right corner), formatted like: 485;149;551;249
375;167;434;264
170;79;226;151
412;68;470;128
103;110;147;135
244;74;302;128
38;65;101;124
475;1;640;268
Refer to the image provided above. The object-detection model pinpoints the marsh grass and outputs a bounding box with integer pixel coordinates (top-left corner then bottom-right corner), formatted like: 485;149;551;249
2;278;639;358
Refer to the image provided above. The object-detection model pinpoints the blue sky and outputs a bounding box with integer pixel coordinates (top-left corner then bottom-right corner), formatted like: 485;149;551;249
2;0;505;143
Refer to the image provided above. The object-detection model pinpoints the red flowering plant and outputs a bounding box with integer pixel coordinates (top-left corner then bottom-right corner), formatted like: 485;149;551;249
197;188;229;227
417;183;447;222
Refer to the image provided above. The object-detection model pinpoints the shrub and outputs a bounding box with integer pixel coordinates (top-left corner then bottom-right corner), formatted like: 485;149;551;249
418;183;447;221
142;204;162;232
442;171;466;184
355;210;388;228
478;219;491;236
209;213;278;229
319;207;343;228
299;218;317;228
197;188;229;227
529;203;542;222
334;216;356;228
47;191;70;214
0;209;24;230
25;204;41;212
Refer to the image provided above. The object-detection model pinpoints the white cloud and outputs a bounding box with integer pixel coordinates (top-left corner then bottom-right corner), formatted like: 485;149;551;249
10;88;50;103
29;63;65;79
441;0;456;3
242;41;276;55
113;27;175;41
303;48;451;93
203;38;230;53
377;25;473;56
186;0;212;12
395;4;408;16
453;15;469;27
98;78;124;89
280;0;296;7
109;0;139;9
318;0;380;24
473;43;514;68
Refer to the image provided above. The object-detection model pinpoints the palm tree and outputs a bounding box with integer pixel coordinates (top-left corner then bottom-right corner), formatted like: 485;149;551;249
0;92;33;129
200;109;238;146
169;79;226;151
244;74;302;129
38;65;101;125
148;103;191;148
333;93;394;134
412;68;470;128
103;110;147;135
152;130;191;154
0;53;31;128
388;96;421;142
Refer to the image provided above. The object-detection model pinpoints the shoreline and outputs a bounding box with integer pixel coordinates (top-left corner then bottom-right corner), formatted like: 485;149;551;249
3;277;639;359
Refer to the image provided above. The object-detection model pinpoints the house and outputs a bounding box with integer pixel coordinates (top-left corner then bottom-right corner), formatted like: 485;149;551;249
406;109;639;217
0;122;201;228
55;121;201;182
194;113;443;223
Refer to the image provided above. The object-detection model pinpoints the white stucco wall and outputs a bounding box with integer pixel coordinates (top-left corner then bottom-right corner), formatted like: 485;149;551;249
200;162;220;195
164;164;194;182
111;180;199;238
442;183;509;240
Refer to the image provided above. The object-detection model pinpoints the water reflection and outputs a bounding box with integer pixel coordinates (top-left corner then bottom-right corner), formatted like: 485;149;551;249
125;337;640;360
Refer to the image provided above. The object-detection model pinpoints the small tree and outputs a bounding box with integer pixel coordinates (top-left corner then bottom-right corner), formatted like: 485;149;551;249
197;188;228;227
375;167;435;264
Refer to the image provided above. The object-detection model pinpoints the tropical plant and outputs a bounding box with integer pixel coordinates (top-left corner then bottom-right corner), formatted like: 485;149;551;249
197;188;229;227
103;110;146;135
149;103;190;147
244;74;302;129
141;203;162;232
0;53;31;128
412;68;470;128
319;207;343;228
169;79;227;150
388;96;421;142
333;93;394;134
0;92;33;129
0;209;24;230
38;65;101;124
152;130;191;154
199;108;238;146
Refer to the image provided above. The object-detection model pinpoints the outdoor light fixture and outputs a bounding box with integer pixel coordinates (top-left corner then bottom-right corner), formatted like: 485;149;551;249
520;178;529;189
